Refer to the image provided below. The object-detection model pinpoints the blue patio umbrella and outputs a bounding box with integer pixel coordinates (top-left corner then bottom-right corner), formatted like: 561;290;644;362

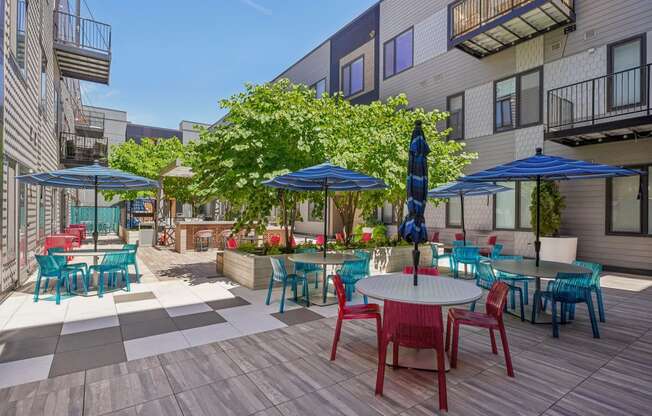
17;162;160;251
462;148;642;266
428;182;511;245
399;120;430;286
262;162;387;255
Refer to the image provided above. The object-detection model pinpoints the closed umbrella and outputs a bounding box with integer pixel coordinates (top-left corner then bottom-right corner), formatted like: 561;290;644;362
399;120;430;286
262;162;387;254
428;181;511;245
462;148;642;266
17;162;159;251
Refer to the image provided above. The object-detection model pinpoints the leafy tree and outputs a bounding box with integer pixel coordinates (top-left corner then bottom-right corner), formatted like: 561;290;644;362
530;181;565;237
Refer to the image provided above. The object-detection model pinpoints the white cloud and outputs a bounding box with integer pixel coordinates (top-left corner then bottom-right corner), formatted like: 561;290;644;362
238;0;272;16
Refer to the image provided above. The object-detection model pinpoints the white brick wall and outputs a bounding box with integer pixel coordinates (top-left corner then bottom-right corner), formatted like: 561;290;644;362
515;125;544;159
413;9;447;66
464;82;494;140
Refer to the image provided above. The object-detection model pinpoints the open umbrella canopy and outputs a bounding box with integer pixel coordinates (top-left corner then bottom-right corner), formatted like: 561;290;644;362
16;162;160;190
262;162;387;191
428;181;511;198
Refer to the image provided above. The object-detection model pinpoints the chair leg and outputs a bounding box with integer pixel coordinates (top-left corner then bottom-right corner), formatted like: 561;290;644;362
314;272;319;289
435;322;448;412
392;341;399;368
279;280;288;313
489;329;498;354
531;292;540;323
124;268;131;292
595;287;605;323
330;317;343;361
363;295;368;305
44;277;50;292
303;278;310;307
55;276;62;305
98;272;105;298
498;324;514;377
450;322;460;368
551;300;559;338
33;271;42;302
445;315;452;352
265;275;274;305
375;316;382;353
523;280;529;305
469;301;476;312
375;337;388;395
134;261;141;283
509;288;516;310
517;287;525;322
586;293;600;339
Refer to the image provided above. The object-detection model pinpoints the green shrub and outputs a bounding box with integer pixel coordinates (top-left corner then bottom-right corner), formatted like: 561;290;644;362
371;224;387;241
236;242;258;254
530;181;565;237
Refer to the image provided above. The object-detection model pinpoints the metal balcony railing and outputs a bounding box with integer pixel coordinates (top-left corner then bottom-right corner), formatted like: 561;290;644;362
75;109;105;131
546;64;651;133
53;10;111;55
60;133;108;165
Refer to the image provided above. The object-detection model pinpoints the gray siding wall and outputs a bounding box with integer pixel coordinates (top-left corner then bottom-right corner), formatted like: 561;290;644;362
277;40;330;91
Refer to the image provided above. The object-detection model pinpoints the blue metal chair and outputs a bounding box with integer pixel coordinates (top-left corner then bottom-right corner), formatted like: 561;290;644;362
88;252;130;298
543;260;605;323
494;255;531;306
451;246;480;279
47;248;89;294
34;255;75;304
534;272;600;338
266;257;310;312
294;247;323;288
473;259;525;321
430;244;450;269
122;244;141;282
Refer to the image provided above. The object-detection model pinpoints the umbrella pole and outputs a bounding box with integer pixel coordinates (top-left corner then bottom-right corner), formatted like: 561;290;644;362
535;176;541;267
413;241;419;286
323;181;328;258
94;176;98;252
460;195;466;246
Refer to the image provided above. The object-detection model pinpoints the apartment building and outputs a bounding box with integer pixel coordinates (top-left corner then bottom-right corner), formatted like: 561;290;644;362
1;0;112;294
274;0;652;274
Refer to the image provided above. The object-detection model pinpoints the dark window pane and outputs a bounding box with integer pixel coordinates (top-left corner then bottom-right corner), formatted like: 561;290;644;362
520;71;541;125
350;58;364;95
384;40;395;78
611;175;641;232
395;29;413;73
342;66;350;96
314;79;326;98
448;94;463;140
495;77;515;130
611;39;642;107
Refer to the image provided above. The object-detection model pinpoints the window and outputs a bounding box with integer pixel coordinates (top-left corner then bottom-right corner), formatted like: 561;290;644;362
494;68;542;132
342;56;364;97
381;203;396;225
608;35;646;109
40;54;48;111
6;161;16;261
447;93;464;140
15;1;27;74
494;181;534;230
384;28;413;79
447;197;462;228
312;78;327;98
607;165;649;235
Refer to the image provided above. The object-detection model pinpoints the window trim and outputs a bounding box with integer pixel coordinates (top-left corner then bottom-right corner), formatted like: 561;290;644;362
446;92;465;141
605;164;649;237
492;182;533;232
383;27;414;80
342;55;365;98
311;78;327;98
493;67;543;133
607;34;647;112
446;199;462;229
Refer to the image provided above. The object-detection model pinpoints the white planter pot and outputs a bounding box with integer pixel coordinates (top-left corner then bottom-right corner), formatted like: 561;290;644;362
539;236;578;264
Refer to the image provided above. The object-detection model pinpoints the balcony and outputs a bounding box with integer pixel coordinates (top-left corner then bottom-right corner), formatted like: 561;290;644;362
74;109;105;136
53;11;111;84
545;64;652;146
448;0;575;58
60;133;108;166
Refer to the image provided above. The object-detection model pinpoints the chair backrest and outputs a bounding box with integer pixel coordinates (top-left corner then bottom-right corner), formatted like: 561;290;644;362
455;233;464;241
452;240;465;247
226;238;238;249
383;300;442;348
573;260;602;286
551;272;593;296
339;259;367;278
123;244;138;263
452;246;480;261
269;257;288;282
475;259;497;289
315;235;325;245
431;231;440;243
485;281;510;320
35;255;60;275
101;252;128;266
353;250;371;275
332;274;347;310
490;244;504;259
487;235;498;245
47;248;68;268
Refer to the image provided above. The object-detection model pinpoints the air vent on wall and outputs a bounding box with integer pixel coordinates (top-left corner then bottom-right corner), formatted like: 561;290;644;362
551;41;562;51
584;29;597;41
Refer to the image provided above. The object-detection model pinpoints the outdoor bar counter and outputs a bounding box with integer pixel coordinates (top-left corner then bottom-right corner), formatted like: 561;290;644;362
174;220;235;253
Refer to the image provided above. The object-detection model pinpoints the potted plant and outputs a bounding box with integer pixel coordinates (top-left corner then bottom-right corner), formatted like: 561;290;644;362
530;181;576;263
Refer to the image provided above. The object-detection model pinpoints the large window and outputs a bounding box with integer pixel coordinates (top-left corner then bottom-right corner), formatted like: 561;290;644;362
494;181;534;230
40;53;48;111
608;35;646;109
447;93;464;140
15;1;27;74
342;56;364;97
384;28;413;79
607;165;649;235
312;78;326;98
447;197;462;228
494;68;542;132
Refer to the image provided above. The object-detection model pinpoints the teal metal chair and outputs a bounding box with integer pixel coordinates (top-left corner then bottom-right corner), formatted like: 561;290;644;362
489;244;504;260
534;272;600;338
122;244;141;283
430;244;450;269
473;259;525;321
88;252;130;297
47;247;89;294
328;259;368;302
494;255;532;306
266;257;310;312
294;247;323;288
34;255;75;304
543;260;605;323
451;246;480;279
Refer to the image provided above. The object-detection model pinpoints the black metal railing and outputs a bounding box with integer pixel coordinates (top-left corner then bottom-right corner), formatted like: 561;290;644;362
60;133;108;165
546;64;651;132
53;10;111;54
75;109;105;131
449;0;573;39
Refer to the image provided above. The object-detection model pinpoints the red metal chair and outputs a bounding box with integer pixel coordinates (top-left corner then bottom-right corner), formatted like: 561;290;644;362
431;231;440;243
68;224;87;240
454;233;464;241
479;235;498;256
376;300;447;411
361;232;372;243
44;235;73;254
446;281;514;377
403;266;440;276
315;234;325;246
330;274;381;361
226;238;238;249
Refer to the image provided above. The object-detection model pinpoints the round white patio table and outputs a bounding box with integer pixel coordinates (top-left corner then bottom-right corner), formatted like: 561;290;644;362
492;259;590;323
357;273;482;371
287;252;358;306
52;249;132;295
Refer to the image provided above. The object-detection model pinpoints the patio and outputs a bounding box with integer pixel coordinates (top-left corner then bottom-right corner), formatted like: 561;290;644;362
0;240;651;415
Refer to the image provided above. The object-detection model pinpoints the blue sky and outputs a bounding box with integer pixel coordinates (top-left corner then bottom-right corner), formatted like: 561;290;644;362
81;0;377;129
